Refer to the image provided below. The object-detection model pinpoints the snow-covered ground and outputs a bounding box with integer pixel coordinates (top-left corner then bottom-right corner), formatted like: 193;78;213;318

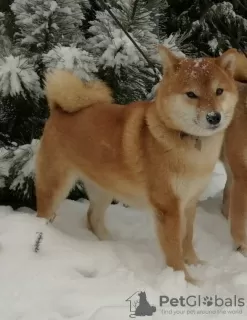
0;162;247;320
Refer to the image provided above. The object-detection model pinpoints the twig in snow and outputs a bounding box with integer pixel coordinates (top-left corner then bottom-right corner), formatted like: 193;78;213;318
34;232;43;253
33;214;57;253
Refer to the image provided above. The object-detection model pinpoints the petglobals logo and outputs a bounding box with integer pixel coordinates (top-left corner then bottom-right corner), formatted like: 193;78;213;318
159;294;245;308
125;291;245;318
159;294;245;316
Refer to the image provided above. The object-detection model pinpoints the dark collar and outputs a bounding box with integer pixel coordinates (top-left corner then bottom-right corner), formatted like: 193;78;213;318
179;132;202;151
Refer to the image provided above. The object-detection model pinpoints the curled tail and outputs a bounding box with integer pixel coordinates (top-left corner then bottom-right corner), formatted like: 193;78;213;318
221;48;247;82
45;70;113;113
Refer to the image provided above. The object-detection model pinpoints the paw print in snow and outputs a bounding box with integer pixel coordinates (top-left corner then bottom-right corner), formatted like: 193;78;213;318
203;296;213;307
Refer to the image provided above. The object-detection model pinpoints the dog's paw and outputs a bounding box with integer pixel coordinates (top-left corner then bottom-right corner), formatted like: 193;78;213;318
236;244;247;257
185;274;203;287
184;254;206;266
95;228;113;241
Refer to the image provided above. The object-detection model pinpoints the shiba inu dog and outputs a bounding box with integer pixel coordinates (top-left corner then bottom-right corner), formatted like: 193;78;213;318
35;46;238;284
220;49;247;257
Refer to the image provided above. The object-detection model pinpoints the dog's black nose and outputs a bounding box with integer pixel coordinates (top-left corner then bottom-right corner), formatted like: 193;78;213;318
206;112;221;126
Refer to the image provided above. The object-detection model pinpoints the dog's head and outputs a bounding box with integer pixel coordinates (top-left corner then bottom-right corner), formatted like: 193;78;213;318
156;46;238;137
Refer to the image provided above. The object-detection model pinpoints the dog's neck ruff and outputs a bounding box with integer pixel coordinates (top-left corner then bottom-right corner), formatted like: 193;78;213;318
179;132;202;151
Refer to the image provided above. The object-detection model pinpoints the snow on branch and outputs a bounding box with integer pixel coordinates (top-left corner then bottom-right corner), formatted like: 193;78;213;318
0;55;43;100
88;10;149;71
7;139;39;198
0;12;6;36
42;45;98;81
11;0;85;51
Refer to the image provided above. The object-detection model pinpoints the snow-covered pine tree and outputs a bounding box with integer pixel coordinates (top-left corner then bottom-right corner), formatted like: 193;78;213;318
0;53;45;142
11;0;85;55
87;0;164;104
42;45;98;81
163;0;247;57
1;139;39;209
0;52;48;208
188;1;247;56
0;0;93;208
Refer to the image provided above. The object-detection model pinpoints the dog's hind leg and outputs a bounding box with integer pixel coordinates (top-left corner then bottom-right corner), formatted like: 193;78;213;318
84;181;113;240
229;178;247;256
36;146;75;222
221;160;232;219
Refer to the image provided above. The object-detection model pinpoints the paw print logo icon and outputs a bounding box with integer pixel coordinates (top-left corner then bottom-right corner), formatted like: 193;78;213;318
203;296;213;307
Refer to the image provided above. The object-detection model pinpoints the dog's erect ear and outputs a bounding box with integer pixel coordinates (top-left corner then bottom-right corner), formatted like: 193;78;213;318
216;49;236;76
158;45;181;74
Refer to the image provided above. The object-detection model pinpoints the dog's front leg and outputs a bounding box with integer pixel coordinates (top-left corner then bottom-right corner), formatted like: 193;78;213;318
151;198;196;284
183;201;204;266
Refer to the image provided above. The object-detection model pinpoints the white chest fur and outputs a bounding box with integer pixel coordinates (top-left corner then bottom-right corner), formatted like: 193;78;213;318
172;133;224;210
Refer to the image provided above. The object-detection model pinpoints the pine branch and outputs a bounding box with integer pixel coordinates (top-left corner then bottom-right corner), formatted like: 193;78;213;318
43;14;53;53
0;132;17;150
97;0;160;81
131;0;139;22
210;5;247;58
235;0;247;13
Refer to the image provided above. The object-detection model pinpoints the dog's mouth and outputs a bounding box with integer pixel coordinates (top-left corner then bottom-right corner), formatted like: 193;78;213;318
208;123;221;130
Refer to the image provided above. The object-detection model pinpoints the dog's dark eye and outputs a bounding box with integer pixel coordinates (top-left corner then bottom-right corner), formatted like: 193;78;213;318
186;91;198;99
216;88;224;96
